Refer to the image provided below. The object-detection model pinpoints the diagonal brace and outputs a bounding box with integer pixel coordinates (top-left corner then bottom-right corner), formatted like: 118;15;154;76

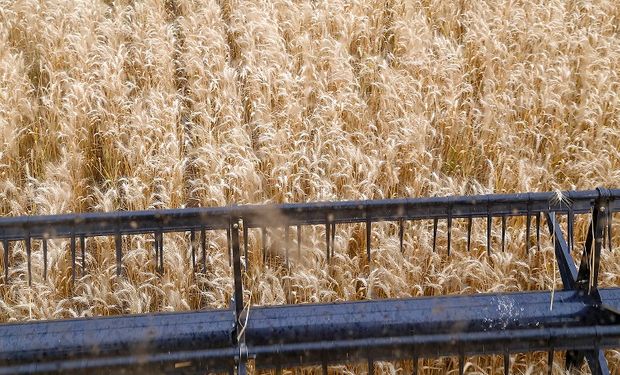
546;209;610;375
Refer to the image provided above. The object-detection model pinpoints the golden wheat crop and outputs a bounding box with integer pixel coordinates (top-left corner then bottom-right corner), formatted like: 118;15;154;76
1;0;620;373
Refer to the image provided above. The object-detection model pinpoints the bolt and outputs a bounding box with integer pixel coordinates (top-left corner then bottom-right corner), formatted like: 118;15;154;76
233;223;239;229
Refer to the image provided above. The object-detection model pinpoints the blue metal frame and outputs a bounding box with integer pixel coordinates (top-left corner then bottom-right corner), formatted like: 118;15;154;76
0;188;617;374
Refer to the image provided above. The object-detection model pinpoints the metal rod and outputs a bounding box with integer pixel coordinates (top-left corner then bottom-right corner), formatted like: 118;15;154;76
285;226;290;269
201;228;206;273
447;214;452;256
227;228;231;267
70;234;76;286
574;198;606;294
536;212;541;252
603;217;607;249
399;219;404;253
42;239;47;281
115;232;122;276
546;212;578;290
331;222;336;256
526;211;531;253
25;236;31;286
366;219;371;261
2;239;7;282
487;214;492;255
297;225;301;261
501;215;506;252
432;218;438;253
237;362;247;375
412;356;418;375
547;350;553;375
568;210;574;254
261;227;267;264
190;230;196;271
1;189;619;241
231;220;243;325
590;201;606;290
80;236;85;275
158;232;164;274
504;353;510;374
326;222;331;260
153;232;159;269
608;208;613;252
459;355;464;375
243;225;248;271
467;217;472;252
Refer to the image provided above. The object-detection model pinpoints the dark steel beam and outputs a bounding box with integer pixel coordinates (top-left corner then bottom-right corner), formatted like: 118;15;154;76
1;289;620;374
546;212;578;290
1;189;618;241
0;308;235;374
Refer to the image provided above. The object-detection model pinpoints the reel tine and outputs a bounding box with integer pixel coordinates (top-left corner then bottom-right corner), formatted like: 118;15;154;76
226;228;231;267
154;232;159;270
568;209;574;253
467;217;472;252
366;219;371;261
115;232;122;276
603;216;607;249
459;355;465;375
2;239;7;283
331;222;336;256
547;350;554;375
412;356;418;375
325;222;331;261
158;232;164;274
201;227;207;273
71;234;77;285
42;239;48;281
261;227;267;265
285;226;290;269
297;225;302;261
25;235;31;286
243;225;248;271
432;218;438;253
487;214;492;255
504;353;510;374
399;219;404;253
447;214;452;256
190;230;196;271
608;208;613;252
526;211;531;253
501;215;506;252
80;236;86;275
536;212;541;252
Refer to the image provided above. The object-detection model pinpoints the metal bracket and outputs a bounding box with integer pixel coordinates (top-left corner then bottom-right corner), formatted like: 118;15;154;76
230;217;246;375
547;188;618;374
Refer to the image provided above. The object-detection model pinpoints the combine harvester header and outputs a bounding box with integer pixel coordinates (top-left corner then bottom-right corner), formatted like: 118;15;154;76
0;188;618;374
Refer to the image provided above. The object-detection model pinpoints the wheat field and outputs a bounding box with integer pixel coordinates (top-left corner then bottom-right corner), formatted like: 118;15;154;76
1;0;620;373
